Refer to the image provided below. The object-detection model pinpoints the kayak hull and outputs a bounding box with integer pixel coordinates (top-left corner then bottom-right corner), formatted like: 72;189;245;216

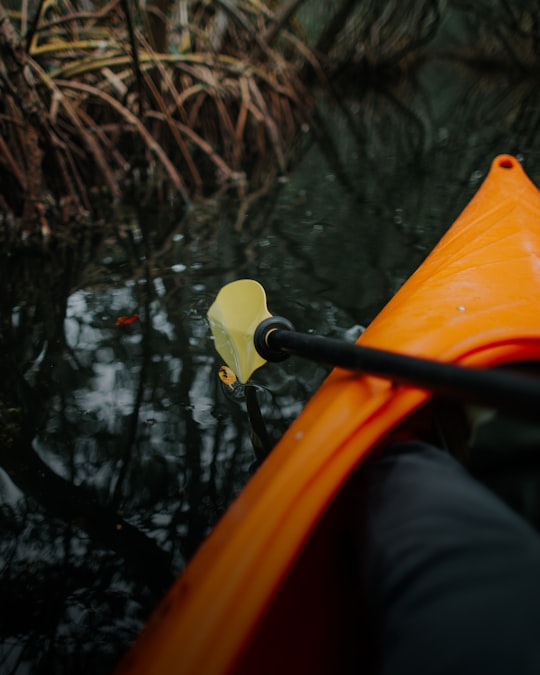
116;155;540;674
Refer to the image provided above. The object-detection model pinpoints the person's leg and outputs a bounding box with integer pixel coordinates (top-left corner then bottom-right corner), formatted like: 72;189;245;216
351;441;540;675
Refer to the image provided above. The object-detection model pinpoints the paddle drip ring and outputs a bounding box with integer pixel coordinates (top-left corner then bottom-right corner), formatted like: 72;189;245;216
254;317;294;362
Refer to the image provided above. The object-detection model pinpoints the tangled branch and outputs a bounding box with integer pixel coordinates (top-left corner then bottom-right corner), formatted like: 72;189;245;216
0;0;314;244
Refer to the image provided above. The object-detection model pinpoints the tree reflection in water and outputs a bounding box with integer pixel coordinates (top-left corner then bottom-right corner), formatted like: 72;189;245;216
3;64;540;673
0;199;311;672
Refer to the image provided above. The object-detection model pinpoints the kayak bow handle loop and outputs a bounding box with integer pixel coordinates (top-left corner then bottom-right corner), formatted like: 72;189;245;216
254;317;295;362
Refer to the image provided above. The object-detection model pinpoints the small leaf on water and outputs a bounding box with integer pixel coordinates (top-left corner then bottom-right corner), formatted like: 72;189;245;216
116;314;139;326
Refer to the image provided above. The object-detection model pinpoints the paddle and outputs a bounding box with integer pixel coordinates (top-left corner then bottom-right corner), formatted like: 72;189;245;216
208;279;540;424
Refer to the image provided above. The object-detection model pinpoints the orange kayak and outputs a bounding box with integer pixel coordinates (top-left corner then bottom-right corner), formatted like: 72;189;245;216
116;155;540;674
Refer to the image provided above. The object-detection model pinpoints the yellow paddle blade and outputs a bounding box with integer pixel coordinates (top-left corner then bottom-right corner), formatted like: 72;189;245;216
207;279;272;383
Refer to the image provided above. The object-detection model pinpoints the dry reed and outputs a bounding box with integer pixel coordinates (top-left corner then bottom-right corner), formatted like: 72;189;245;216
0;0;314;244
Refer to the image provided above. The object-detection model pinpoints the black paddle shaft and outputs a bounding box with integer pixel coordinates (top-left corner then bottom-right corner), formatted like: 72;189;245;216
254;317;540;424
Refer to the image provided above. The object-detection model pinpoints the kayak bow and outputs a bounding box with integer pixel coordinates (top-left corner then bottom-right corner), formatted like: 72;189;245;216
116;155;540;674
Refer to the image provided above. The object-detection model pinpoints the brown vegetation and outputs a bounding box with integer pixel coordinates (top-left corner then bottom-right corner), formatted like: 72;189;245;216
1;0;539;247
0;0;314;244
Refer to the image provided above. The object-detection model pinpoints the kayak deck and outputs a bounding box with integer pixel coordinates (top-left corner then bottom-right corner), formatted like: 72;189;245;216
116;155;540;674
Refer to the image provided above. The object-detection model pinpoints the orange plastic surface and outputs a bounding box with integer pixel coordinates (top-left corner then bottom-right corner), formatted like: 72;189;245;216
116;155;540;674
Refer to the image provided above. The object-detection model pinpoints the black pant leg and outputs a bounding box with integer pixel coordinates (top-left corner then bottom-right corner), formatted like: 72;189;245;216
352;441;540;675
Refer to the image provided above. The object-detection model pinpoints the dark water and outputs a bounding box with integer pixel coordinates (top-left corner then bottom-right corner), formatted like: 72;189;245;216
2;60;540;673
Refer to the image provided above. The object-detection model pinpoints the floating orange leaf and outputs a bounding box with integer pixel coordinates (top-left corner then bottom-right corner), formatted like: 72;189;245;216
116;314;139;326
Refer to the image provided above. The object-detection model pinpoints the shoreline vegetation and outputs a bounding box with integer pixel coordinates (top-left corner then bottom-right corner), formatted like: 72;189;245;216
1;0;539;246
0;0;316;244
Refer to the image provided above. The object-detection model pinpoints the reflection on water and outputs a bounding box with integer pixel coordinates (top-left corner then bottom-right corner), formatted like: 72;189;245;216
2;63;540;672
